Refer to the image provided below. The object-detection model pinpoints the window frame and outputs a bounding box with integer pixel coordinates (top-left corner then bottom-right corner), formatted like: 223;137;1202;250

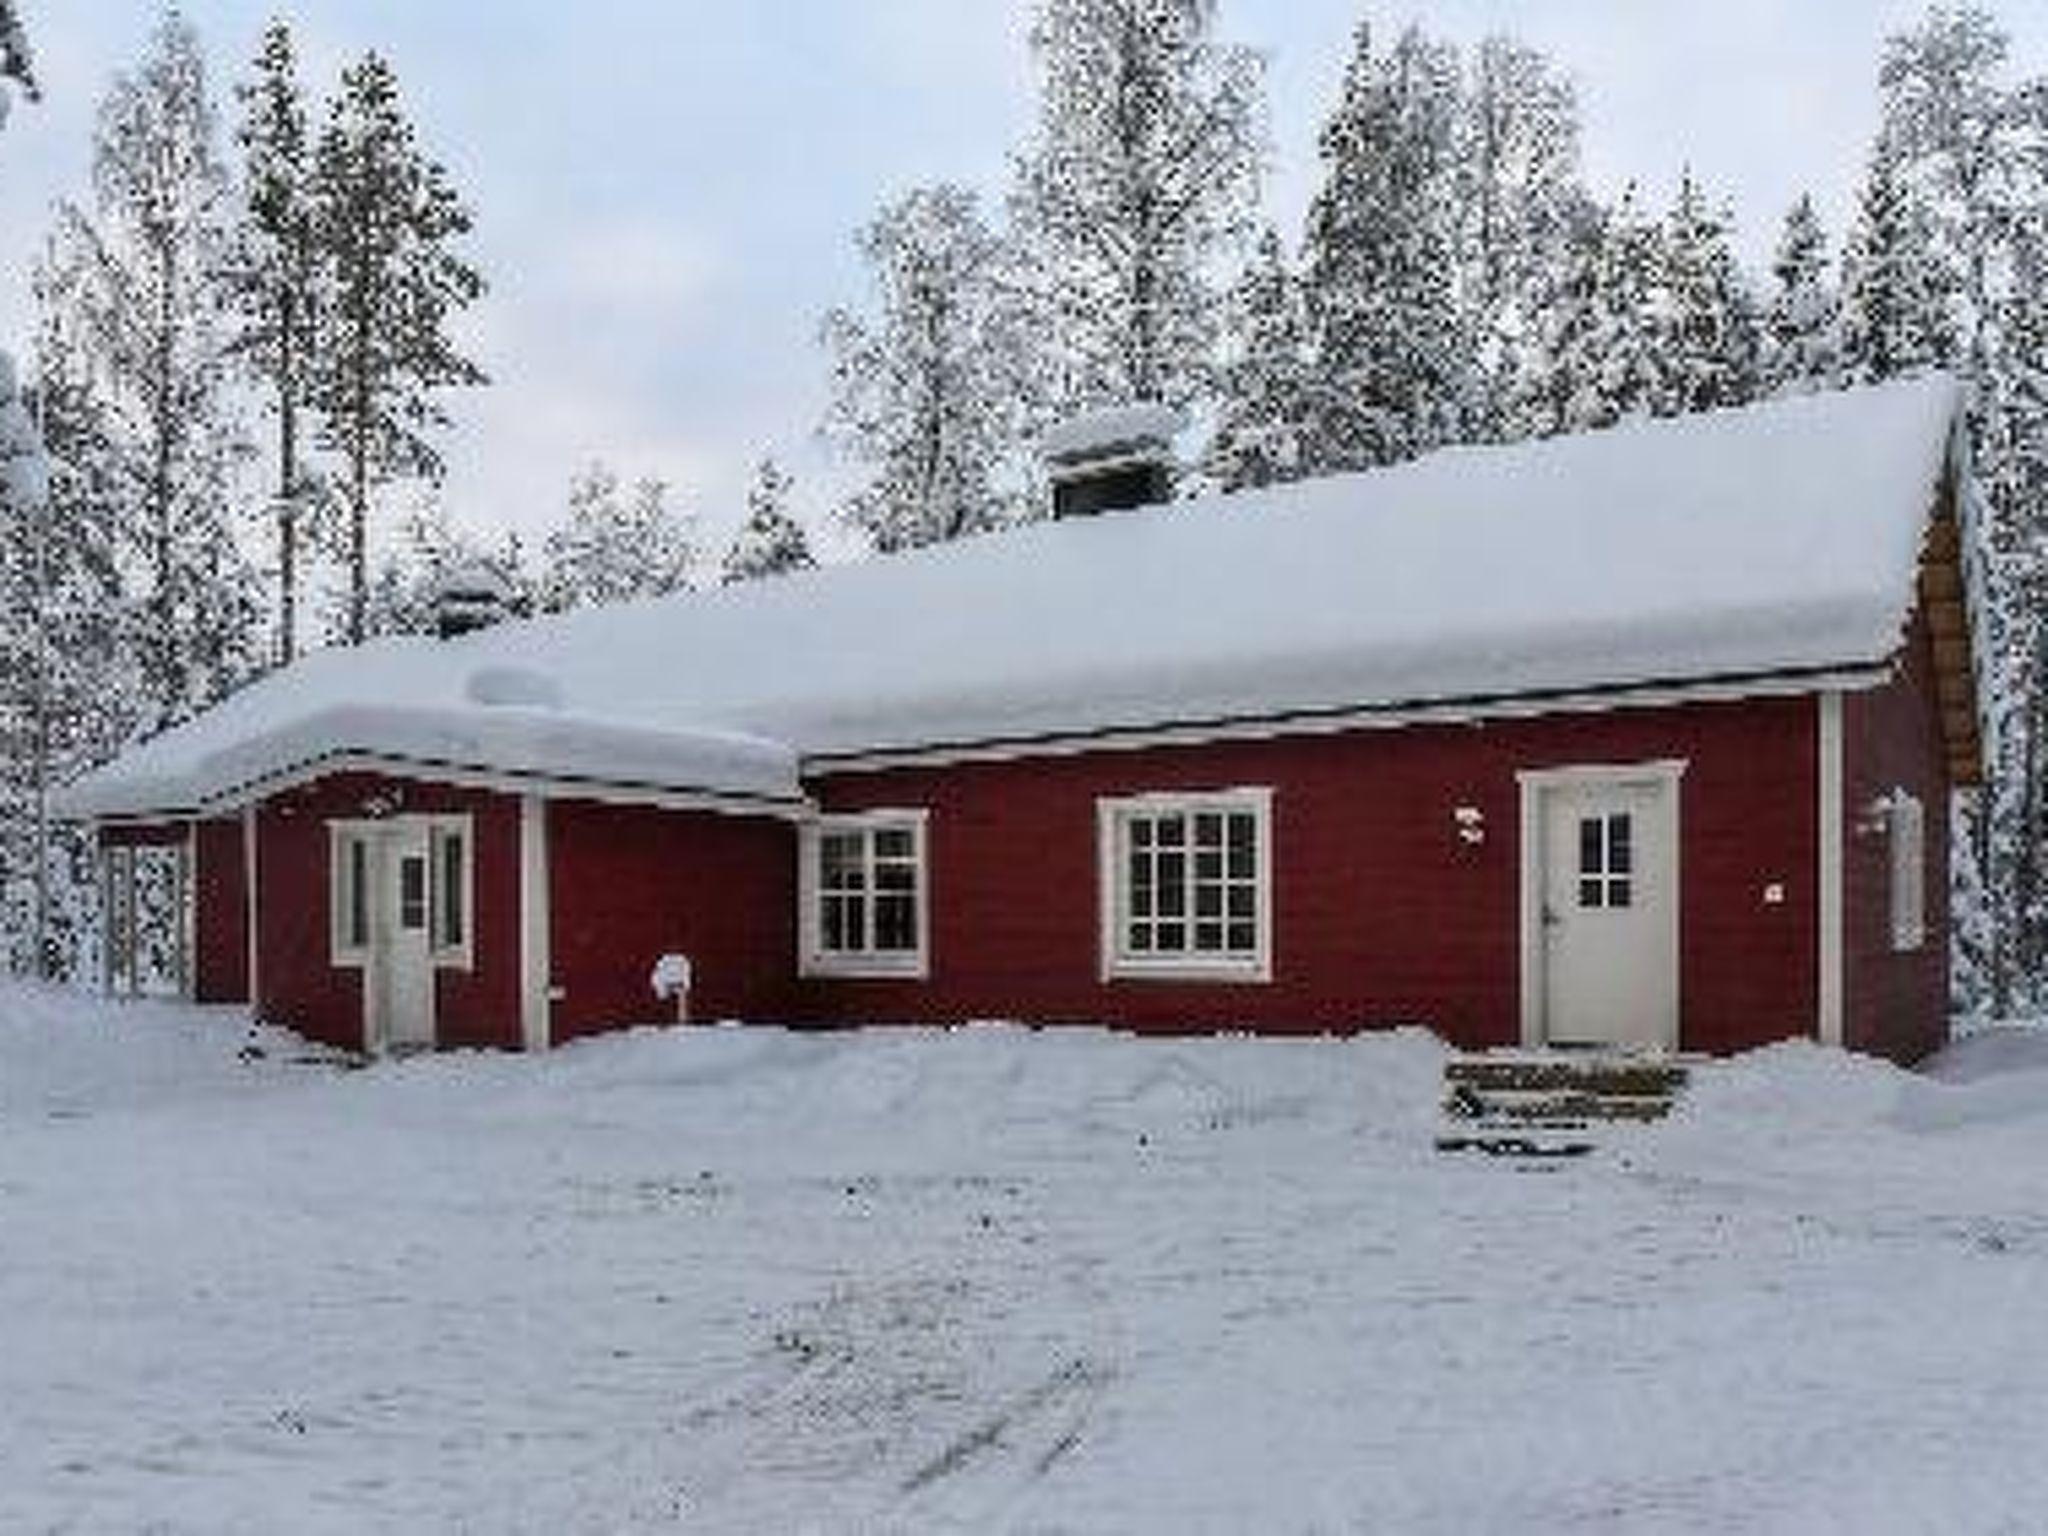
1888;790;1926;954
798;809;930;979
1097;787;1274;984
327;814;475;972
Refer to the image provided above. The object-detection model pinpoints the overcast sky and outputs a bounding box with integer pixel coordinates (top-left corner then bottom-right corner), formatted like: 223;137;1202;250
3;1;2044;562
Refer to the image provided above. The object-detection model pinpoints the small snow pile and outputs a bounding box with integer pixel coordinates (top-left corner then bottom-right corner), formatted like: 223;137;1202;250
463;663;563;710
1891;1027;2048;1133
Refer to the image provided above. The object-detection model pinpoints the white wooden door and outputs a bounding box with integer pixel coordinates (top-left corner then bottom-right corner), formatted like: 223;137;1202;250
375;824;436;1052
1537;776;1678;1049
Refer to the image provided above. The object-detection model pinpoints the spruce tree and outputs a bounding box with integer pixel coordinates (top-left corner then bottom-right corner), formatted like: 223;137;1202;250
1208;227;1311;491
537;462;695;612
1010;0;1263;413
1762;194;1842;395
231;20;324;665
821;184;1025;552
1302;22;1467;470
312;51;486;645
1657;170;1761;415
1838;129;1957;384
722;458;814;584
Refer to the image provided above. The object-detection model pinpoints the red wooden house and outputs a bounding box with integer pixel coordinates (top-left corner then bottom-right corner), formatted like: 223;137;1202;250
64;376;1985;1063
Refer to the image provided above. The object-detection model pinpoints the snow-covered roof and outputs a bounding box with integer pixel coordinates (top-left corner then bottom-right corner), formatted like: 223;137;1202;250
64;376;1967;820
1040;402;1185;465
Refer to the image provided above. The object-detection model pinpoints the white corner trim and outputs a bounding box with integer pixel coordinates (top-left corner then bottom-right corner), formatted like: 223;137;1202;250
1818;692;1846;1048
520;794;552;1052
243;805;260;1015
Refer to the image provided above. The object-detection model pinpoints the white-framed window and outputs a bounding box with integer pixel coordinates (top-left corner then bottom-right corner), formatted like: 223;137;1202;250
1889;790;1926;953
328;815;474;969
799;810;929;977
1098;788;1273;983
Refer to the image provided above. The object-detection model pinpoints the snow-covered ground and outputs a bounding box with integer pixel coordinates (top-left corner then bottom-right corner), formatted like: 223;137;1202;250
4;985;2046;1534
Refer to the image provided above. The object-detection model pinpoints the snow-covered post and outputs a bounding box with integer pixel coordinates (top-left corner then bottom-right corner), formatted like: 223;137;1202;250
650;953;693;1026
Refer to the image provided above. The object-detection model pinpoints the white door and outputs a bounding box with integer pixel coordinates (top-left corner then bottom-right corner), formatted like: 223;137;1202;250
1535;774;1678;1049
374;823;436;1052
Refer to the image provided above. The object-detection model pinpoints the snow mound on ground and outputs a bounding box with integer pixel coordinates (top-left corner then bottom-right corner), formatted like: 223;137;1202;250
1891;1027;2048;1133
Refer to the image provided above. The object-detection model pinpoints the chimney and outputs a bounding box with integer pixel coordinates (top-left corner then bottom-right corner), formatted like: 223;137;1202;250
1041;403;1184;519
434;558;517;639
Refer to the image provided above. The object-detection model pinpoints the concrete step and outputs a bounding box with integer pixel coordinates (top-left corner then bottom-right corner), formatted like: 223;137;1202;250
1444;1057;1689;1098
1437;1051;1690;1156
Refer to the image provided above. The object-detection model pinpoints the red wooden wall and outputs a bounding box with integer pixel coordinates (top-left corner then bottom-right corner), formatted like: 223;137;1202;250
191;817;247;1004
803;695;1822;1054
1843;604;1952;1063
545;798;797;1042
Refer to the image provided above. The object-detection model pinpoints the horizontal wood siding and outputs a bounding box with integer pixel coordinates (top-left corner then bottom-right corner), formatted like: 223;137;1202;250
804;697;1820;1053
545;799;797;1041
252;772;522;1052
191;817;247;1004
1844;602;1952;1063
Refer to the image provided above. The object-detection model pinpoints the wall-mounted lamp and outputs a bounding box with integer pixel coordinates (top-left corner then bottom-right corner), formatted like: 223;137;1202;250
1454;805;1486;846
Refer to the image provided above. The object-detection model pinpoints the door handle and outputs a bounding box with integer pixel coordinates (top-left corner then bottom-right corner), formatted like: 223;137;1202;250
1542;907;1563;929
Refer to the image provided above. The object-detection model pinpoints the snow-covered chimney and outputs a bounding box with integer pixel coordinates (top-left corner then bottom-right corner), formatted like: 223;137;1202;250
1041;403;1183;519
434;559;516;640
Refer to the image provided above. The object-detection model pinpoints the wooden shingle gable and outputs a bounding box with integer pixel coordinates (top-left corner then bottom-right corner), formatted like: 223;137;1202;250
1917;473;1983;786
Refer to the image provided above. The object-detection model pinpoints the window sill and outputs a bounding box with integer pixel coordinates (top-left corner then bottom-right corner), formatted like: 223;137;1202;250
801;953;929;981
1105;957;1272;986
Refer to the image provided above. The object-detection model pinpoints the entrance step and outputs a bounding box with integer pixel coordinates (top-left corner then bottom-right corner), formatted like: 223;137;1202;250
1436;1051;1689;1158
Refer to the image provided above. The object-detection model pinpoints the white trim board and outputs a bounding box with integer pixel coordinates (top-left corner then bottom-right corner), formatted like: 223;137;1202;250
814;668;1890;778
520;794;552;1053
1818;692;1846;1048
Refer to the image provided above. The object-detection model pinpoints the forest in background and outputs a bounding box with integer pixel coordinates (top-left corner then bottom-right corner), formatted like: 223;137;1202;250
1;2;2045;1019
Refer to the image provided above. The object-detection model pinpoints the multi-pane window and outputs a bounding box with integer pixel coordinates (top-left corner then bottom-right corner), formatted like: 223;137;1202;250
1101;789;1272;980
1577;812;1633;910
803;813;928;976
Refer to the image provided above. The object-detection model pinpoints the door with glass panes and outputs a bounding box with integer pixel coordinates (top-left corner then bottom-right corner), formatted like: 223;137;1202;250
1535;774;1678;1049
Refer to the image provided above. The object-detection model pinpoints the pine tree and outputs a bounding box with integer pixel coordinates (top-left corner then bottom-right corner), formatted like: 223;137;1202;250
1657;170;1761;415
1762;194;1842;395
722;458;814;584
1457;35;1584;441
537;462;695;612
312;51;486;645
358;500;528;639
1302;22;1467;470
230;20;325;665
1207;227;1311;491
1508;199;1607;440
1010;0;1263;413
56;12;257;731
821;184;1025;552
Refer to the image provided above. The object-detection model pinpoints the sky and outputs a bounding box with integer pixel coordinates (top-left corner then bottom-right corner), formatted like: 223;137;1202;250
2;1;2045;566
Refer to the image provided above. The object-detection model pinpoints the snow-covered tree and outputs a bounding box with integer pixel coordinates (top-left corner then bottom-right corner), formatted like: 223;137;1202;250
1301;22;1467;470
312;50;486;644
821;184;1026;552
230;20;326;665
722;458;813;584
1515;188;1668;437
1838;128;1958;384
0;0;36;126
1656;170;1761;415
56;12;257;731
358;500;528;640
1207;227;1311;491
1456;35;1584;441
1010;0;1263;414
536;462;695;613
1762;194;1842;395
